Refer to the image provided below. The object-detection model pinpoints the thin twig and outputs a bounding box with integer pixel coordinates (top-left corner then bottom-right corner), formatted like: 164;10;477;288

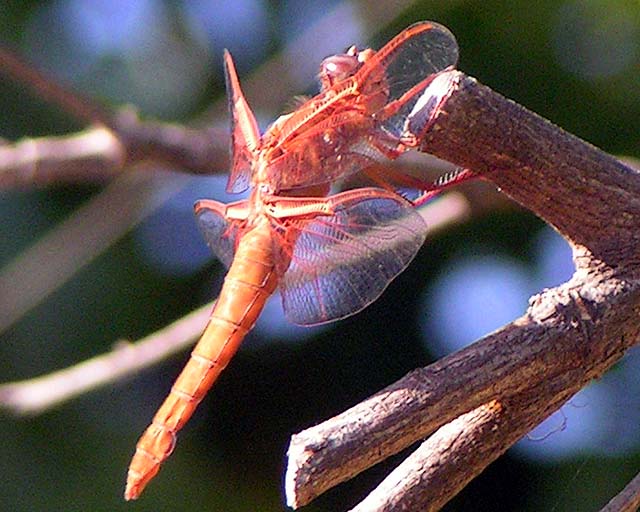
0;112;231;187
0;300;214;415
0;47;115;128
0;171;182;333
0;126;125;187
348;401;504;512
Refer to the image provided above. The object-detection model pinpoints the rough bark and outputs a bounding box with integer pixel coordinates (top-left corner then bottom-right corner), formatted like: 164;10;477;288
285;71;640;511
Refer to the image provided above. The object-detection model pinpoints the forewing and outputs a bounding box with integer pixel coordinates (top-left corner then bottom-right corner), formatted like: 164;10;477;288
356;21;458;110
194;199;240;268
277;189;427;325
264;22;458;191
266;110;398;190
359;22;459;139
224;50;259;193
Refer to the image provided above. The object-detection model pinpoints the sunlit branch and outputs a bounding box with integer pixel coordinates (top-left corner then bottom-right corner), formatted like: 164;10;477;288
348;401;505;512
0;45;227;175
0;127;125;187
0;300;214;415
0;113;231;188
286;71;640;509
417;71;640;267
0;172;183;334
285;283;633;509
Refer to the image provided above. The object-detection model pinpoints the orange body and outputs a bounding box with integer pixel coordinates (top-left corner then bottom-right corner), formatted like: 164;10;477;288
125;218;277;500
124;21;461;500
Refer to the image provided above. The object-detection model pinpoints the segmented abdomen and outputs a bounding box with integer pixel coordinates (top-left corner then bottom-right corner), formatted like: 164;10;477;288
125;219;278;500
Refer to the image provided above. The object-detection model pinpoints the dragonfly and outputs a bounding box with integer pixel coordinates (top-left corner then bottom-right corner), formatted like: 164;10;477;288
125;21;462;500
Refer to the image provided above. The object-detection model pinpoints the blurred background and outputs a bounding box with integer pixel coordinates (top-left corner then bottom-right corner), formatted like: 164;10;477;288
1;0;639;510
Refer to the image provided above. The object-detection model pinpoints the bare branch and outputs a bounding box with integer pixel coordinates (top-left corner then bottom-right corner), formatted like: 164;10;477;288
110;109;229;175
348;401;505;512
0;300;214;415
286;71;640;509
417;71;640;270
0;126;125;187
286;279;639;507
601;472;640;512
0;113;231;188
0;47;114;128
0;171;181;332
0;46;228;186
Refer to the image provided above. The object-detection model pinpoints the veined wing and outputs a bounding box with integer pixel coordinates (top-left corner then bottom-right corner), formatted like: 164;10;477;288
194;199;244;268
224;50;260;194
264;22;458;191
275;188;427;325
354;21;458;135
266;109;400;190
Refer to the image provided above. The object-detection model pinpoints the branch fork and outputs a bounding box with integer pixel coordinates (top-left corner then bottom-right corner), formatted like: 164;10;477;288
285;71;640;511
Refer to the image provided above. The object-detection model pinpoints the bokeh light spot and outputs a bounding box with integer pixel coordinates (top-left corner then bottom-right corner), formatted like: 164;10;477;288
552;0;638;80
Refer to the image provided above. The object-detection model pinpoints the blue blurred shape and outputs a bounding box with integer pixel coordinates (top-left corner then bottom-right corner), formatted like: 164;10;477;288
533;226;574;288
552;0;638;80
421;254;533;357
26;0;213;116
183;0;269;68
63;0;160;55
421;227;639;462
515;346;640;460
134;175;234;276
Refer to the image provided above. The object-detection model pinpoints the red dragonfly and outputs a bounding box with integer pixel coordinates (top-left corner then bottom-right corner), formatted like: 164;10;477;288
125;21;460;500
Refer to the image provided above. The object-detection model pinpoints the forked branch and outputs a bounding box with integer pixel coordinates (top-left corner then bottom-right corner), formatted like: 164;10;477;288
285;71;640;510
2;37;638;511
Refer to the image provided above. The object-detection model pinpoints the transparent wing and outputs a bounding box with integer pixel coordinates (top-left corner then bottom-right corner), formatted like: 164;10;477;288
356;21;458;111
264;22;458;190
266;110;399;190
223;50;259;193
194;199;241;268
277;189;427;325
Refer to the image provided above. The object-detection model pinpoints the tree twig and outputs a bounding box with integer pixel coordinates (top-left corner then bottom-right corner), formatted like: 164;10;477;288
0;113;231;187
0;47;115;128
0;126;125;187
285;71;640;509
0;171;181;333
348;401;505;512
0;300;214;415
